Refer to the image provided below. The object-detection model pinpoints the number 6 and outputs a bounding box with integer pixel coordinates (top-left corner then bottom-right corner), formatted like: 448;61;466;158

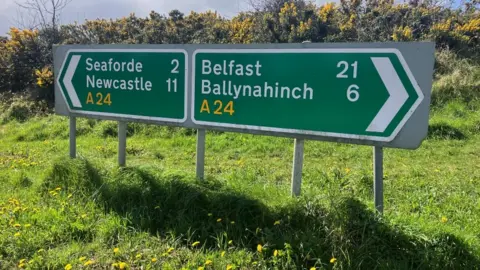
347;84;359;102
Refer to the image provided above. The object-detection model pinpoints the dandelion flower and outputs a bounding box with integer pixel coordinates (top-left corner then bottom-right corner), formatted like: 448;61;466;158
55;187;62;191
310;268;316;270
192;241;201;247
205;259;213;265
228;240;233;245
65;264;72;270
14;232;21;237
274;220;281;225
345;168;351;174
330;257;337;263
198;267;204;270
13;223;21;228
167;247;175;253
274;250;278;257
221;251;226;257
118;262;128;269
114;247;120;254
19;259;26;264
217;218;222;222
257;244;263;253
441;216;448;223
79;256;87;262
226;265;233;270
152;257;157;262
18;263;25;268
24;224;31;228
84;260;94;266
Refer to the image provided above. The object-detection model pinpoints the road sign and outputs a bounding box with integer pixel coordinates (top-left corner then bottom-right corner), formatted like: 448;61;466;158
192;49;423;142
57;49;187;122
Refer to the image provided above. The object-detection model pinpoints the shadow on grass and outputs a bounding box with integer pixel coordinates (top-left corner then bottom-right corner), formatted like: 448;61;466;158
427;123;467;140
43;158;480;269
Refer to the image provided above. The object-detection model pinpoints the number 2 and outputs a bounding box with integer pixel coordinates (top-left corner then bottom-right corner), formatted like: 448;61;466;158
171;59;179;74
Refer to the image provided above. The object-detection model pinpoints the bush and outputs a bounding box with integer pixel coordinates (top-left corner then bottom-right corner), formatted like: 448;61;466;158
0;94;50;123
432;51;480;106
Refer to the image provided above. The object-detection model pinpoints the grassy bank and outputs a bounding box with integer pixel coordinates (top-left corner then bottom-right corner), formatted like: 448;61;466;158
0;100;479;269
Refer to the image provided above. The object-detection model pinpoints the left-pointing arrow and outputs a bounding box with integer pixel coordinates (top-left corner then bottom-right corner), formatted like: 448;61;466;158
63;55;82;108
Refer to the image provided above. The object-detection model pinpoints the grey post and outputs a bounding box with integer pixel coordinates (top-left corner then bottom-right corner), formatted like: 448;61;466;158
196;129;206;180
373;146;384;214
291;139;305;197
118;121;127;167
69;116;76;158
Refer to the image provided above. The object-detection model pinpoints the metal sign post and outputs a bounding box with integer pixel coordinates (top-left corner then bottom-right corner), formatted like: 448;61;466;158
291;139;305;197
118;121;127;167
373;146;384;213
196;129;206;180
69;116;76;158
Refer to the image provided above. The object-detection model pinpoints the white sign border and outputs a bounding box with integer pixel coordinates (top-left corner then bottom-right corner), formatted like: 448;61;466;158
57;49;189;123
191;48;424;142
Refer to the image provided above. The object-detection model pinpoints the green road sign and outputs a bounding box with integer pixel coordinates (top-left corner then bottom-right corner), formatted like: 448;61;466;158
192;49;423;142
58;49;187;122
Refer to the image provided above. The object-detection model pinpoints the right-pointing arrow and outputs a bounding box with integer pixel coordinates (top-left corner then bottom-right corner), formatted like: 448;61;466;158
367;57;409;133
63;55;82;108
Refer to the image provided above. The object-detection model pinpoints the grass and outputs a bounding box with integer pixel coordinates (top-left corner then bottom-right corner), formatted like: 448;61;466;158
0;100;480;269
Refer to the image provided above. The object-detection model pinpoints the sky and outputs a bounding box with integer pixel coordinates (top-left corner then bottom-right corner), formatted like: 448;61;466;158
0;0;331;36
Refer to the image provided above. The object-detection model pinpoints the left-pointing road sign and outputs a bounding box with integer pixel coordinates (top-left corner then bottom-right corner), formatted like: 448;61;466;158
57;49;187;122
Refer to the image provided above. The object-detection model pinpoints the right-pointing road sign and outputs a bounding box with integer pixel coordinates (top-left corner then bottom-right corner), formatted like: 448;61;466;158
192;49;423;142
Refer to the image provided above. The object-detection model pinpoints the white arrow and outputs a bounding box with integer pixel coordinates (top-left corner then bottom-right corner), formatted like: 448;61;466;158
367;57;409;133
63;55;82;108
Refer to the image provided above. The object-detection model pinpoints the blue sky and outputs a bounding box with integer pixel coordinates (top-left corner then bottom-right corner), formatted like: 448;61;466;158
0;0;337;36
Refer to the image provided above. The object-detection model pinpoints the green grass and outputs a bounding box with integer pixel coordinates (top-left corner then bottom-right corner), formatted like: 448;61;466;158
1;101;480;269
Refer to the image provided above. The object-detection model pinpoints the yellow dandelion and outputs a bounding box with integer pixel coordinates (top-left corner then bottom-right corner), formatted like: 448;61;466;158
310;268;316;270
274;250;278;257
24;224;31;228
192;241;201;247
228;240;233;245
257;244;263;253
330;257;337;263
65;264;72;270
205;259;213;265
274;220;281;225
13;223;21;228
217;218;222;222
14;232;21;237
167;247;175;253
79;256;87;262
55;187;62;191
226;265;233;270
118;262;128;269
112;263;118;268
441;216;448;223
135;253;142;259
19;259;26;264
152;257;157;262
198;267;204;270
18;263;25;268
114;247;120;254
221;251;226;257
84;260;94;266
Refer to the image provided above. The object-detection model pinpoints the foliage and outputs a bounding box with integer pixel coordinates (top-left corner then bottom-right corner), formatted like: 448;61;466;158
0;1;478;105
